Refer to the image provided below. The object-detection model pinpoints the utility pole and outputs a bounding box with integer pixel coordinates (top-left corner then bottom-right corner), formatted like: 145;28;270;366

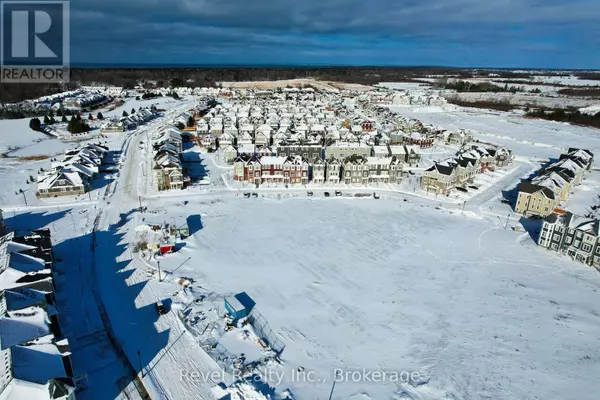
21;191;28;206
157;261;162;282
328;380;336;400
504;213;511;230
137;350;144;377
462;201;466;214
138;196;142;210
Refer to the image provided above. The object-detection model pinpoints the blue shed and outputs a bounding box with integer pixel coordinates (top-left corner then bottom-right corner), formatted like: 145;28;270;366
224;292;256;320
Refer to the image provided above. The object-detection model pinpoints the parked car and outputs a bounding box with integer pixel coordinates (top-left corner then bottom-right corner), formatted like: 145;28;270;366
373;192;380;199
252;193;258;198
244;192;251;198
456;187;468;193
324;192;330;197
155;300;167;315
468;185;479;190
335;191;342;197
307;191;313;197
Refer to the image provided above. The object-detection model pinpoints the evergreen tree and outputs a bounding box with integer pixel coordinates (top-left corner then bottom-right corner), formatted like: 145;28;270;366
61;115;67;123
29;118;42;131
131;108;136;114
187;116;195;127
88;113;93;120
97;112;104;120
122;110;129;117
56;109;63;117
48;109;54;118
43;116;50;125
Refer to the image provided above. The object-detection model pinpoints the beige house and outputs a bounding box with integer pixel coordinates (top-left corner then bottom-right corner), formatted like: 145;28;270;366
515;182;557;217
421;161;456;195
326;157;341;184
154;152;184;191
311;158;326;184
36;171;86;198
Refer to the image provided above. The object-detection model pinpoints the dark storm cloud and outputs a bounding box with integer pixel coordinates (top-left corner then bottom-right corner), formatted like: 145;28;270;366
68;0;600;67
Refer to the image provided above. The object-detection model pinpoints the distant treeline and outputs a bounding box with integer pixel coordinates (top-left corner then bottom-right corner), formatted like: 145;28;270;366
557;88;600;97
574;72;600;81
444;96;518;112
0;66;532;104
526;108;600;129
439;80;536;93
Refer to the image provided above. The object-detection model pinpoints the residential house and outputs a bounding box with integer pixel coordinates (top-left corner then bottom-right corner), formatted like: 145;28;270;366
366;157;392;183
277;144;323;160
326;142;371;160
494;147;514;168
531;170;572;202
36;170;86;198
421;161;457;196
154;152;184;191
561;148;594;171
311;158;326;184
372;145;390;158
259;156;288;184
285;156;309;185
341;155;369;185
326;157;341;184
539;212;600;267
515;182;558;217
219;145;238;164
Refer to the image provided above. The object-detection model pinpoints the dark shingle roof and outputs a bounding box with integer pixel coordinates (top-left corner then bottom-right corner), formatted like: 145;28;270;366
519;182;555;199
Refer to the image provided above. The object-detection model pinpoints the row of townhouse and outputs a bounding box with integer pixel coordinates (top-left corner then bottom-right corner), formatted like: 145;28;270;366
421;145;513;195
0;226;76;399
100;107;156;133
152;127;186;191
233;154;406;186
36;144;109;198
516;148;594;217
539;211;600;268
218;139;421;166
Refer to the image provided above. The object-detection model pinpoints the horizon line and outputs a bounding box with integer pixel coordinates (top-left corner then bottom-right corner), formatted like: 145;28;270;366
69;63;599;72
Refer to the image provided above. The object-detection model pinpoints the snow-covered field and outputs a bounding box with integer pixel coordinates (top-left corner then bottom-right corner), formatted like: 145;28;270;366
134;196;600;400
4;85;600;400
390;106;600;160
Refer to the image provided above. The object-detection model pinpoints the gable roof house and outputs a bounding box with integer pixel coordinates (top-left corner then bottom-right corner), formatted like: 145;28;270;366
366;157;392;183
421;160;457;196
515;182;558;217
341;155;369;185
561;148;594;171
531;170;572;202
0;230;76;400
539;212;600;267
325;156;341;184
36;170;86;199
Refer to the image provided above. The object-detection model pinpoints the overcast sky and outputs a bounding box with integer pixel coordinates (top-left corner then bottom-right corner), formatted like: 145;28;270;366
69;0;600;68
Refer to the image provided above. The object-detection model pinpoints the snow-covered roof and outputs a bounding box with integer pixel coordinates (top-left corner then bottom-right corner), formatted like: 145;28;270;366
260;156;288;165
0;305;51;349
366;157;391;165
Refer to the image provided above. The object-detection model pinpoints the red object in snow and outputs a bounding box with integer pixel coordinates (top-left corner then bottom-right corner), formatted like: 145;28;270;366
159;245;174;254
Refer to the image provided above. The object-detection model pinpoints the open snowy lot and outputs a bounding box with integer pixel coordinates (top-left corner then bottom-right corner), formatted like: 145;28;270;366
391;106;600;160
139;196;600;400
